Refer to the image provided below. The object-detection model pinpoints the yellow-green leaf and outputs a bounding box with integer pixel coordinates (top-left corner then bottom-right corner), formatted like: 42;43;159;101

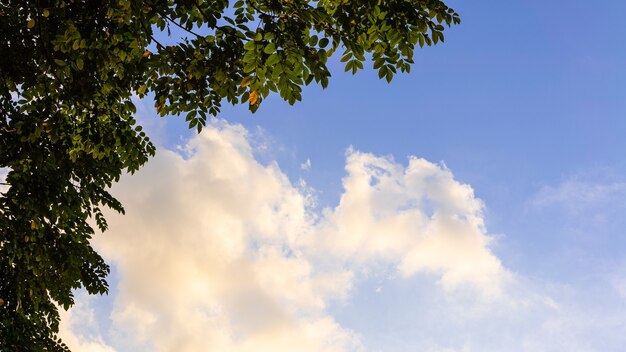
240;76;254;87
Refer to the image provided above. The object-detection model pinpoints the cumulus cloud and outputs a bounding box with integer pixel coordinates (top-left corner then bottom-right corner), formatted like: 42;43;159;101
60;120;506;351
309;150;506;294
89;122;361;352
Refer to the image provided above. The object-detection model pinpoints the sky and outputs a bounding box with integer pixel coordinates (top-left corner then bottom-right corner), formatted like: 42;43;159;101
57;0;626;351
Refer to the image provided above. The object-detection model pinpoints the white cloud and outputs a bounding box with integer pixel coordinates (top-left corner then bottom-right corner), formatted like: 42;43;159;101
60;120;507;351
309;151;506;295
530;179;626;212
526;176;626;235
87;121;361;352
301;158;312;171
58;292;116;352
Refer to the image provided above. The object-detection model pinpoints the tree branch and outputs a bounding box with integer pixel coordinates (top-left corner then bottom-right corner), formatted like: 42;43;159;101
148;4;205;39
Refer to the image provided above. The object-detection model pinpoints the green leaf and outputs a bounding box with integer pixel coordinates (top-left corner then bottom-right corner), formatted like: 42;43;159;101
186;110;197;121
243;40;256;50
266;53;280;66
378;66;387;79
243;61;256;73
263;42;276;54
344;60;354;72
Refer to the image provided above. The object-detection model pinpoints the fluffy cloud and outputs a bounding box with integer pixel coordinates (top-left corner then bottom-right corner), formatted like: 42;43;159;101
60;120;506;351
309;150;506;294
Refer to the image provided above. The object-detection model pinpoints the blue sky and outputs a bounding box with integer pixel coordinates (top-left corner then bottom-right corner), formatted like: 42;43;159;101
57;0;626;351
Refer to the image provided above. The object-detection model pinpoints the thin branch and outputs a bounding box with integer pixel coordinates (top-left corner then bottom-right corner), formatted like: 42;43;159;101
245;0;276;19
148;4;205;39
138;19;187;68
193;1;232;32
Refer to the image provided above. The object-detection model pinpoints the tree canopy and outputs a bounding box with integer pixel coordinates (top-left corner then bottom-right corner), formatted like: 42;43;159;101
0;0;459;349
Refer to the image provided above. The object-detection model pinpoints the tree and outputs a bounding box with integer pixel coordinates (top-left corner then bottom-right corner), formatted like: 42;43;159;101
0;0;459;349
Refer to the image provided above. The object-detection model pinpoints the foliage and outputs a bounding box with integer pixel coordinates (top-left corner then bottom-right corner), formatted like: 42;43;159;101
0;0;459;349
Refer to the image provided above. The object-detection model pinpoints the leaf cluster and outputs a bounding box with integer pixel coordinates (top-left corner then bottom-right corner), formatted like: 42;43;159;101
1;0;152;349
142;0;459;130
